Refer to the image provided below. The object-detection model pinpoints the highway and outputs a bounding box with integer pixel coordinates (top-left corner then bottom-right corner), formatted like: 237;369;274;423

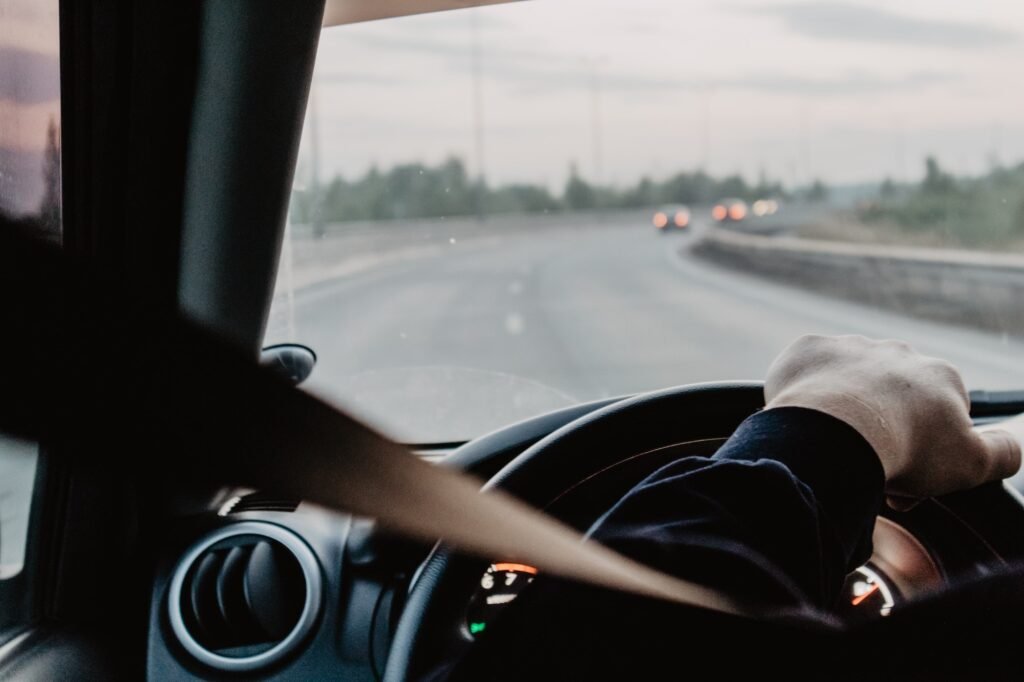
273;218;1024;443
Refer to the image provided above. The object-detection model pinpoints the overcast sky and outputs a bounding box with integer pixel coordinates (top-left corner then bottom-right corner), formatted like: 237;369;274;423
303;0;1024;190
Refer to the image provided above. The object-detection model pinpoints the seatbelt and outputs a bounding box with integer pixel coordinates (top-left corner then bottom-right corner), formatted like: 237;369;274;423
239;398;744;616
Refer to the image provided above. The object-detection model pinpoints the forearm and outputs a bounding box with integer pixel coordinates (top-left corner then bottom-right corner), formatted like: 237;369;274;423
587;407;885;609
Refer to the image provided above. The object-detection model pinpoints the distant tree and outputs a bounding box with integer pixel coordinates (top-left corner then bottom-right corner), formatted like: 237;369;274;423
564;163;596;210
294;156;808;225
619;176;657;207
805;179;829;202
488;184;561;213
717;175;749;200
921;156;956;195
689;171;718;203
753;171;787;201
879;177;897;199
39;117;61;242
660;172;699;204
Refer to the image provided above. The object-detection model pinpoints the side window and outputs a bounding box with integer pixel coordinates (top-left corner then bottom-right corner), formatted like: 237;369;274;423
0;435;37;580
0;0;62;241
0;0;60;636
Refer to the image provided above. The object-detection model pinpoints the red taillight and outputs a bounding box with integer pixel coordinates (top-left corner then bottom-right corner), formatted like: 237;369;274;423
653;212;668;228
674;212;689;227
728;204;746;221
712;205;727;221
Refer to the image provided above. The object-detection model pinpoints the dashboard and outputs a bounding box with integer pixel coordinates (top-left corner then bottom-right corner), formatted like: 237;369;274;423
144;396;1024;680
462;515;946;640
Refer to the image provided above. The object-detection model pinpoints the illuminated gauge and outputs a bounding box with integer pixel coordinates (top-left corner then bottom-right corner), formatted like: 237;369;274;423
838;565;897;622
465;563;538;638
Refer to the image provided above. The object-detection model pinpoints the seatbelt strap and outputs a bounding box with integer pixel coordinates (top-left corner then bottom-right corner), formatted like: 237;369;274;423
218;386;745;616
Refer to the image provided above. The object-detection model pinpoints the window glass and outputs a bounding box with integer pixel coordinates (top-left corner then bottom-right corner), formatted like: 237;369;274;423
270;1;1024;444
0;0;61;242
0;0;58;586
0;435;37;579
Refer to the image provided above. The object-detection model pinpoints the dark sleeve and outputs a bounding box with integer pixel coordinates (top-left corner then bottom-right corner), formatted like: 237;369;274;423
586;406;885;609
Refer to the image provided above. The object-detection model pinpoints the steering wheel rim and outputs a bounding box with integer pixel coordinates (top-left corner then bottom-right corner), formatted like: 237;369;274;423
384;381;766;681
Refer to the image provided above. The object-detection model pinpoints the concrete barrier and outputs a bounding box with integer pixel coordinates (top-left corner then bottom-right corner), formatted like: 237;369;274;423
691;229;1024;335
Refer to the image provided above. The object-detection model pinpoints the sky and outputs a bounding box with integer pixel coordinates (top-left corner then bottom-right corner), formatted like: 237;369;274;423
302;0;1024;191
3;0;1024;212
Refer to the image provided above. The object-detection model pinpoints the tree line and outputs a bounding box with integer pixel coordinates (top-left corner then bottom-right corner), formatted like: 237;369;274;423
289;157;794;230
860;157;1024;247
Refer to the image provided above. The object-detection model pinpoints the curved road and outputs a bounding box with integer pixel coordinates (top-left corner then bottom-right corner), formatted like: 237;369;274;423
277;221;1024;442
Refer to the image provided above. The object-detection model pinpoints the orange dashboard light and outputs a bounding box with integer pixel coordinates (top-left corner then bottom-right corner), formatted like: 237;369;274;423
712;205;727;221
493;562;539;575
653;212;668;228
728;204;746;221
674;212;689;227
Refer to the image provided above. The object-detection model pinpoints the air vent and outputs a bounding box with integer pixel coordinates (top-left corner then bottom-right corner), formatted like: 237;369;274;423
167;522;322;672
230;492;301;514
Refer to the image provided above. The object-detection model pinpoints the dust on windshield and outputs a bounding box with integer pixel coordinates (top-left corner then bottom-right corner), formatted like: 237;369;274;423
267;0;1024;443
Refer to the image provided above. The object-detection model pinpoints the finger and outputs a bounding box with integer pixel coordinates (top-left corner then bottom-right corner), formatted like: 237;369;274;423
886;494;921;512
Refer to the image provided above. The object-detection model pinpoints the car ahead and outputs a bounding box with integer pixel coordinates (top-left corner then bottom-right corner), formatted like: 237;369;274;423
6;1;1024;681
751;198;780;217
652;204;691;232
711;197;749;223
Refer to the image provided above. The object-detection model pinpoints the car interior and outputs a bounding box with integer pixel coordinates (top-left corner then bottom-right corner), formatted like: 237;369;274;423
4;0;1024;680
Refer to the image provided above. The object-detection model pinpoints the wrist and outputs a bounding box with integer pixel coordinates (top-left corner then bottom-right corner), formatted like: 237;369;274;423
765;388;899;480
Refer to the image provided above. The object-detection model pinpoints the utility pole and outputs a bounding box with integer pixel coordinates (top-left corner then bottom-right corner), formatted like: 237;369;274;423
798;101;811;189
471;9;486;221
589;58;605;186
990;119;1003;170
893;115;907;182
309;83;324;238
700;86;713;172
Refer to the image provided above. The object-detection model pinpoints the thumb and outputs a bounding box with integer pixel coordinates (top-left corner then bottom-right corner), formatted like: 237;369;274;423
975;429;1022;482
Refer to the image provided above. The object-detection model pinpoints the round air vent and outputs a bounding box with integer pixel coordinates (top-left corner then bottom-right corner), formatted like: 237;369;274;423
167;522;322;671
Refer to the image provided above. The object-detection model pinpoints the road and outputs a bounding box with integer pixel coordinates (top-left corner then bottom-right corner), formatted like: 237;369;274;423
274;219;1024;443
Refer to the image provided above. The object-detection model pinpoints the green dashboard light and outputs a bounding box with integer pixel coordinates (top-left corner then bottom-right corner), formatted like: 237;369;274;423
469;622;487;635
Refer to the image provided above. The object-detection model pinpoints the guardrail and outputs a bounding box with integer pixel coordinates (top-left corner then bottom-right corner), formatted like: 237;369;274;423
691;229;1024;335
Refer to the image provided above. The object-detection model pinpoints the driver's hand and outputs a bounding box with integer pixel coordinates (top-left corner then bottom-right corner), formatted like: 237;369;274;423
764;334;1021;509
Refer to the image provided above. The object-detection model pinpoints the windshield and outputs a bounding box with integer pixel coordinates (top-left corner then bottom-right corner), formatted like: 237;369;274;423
267;0;1024;443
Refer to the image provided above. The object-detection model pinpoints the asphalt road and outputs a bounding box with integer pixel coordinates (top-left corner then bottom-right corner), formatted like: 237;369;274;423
278;220;1024;443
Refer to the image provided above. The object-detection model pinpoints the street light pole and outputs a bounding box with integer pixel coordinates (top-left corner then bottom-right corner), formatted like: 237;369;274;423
471;9;486;221
309;82;324;238
700;86;712;172
589;58;604;187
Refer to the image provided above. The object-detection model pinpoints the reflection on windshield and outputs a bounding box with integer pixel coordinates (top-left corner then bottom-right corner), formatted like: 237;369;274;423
268;0;1024;442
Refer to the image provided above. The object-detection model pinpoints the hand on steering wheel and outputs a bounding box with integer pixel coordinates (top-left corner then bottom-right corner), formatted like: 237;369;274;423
765;335;1021;509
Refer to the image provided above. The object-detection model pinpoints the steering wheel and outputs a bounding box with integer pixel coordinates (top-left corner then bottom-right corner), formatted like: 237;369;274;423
384;381;765;680
385;381;1024;681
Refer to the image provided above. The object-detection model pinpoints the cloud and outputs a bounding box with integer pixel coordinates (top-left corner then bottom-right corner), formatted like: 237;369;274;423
487;61;956;98
0;48;60;104
315;71;408;86
753;2;1017;49
345;31;549;63
331;19;959;98
716;70;956;95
